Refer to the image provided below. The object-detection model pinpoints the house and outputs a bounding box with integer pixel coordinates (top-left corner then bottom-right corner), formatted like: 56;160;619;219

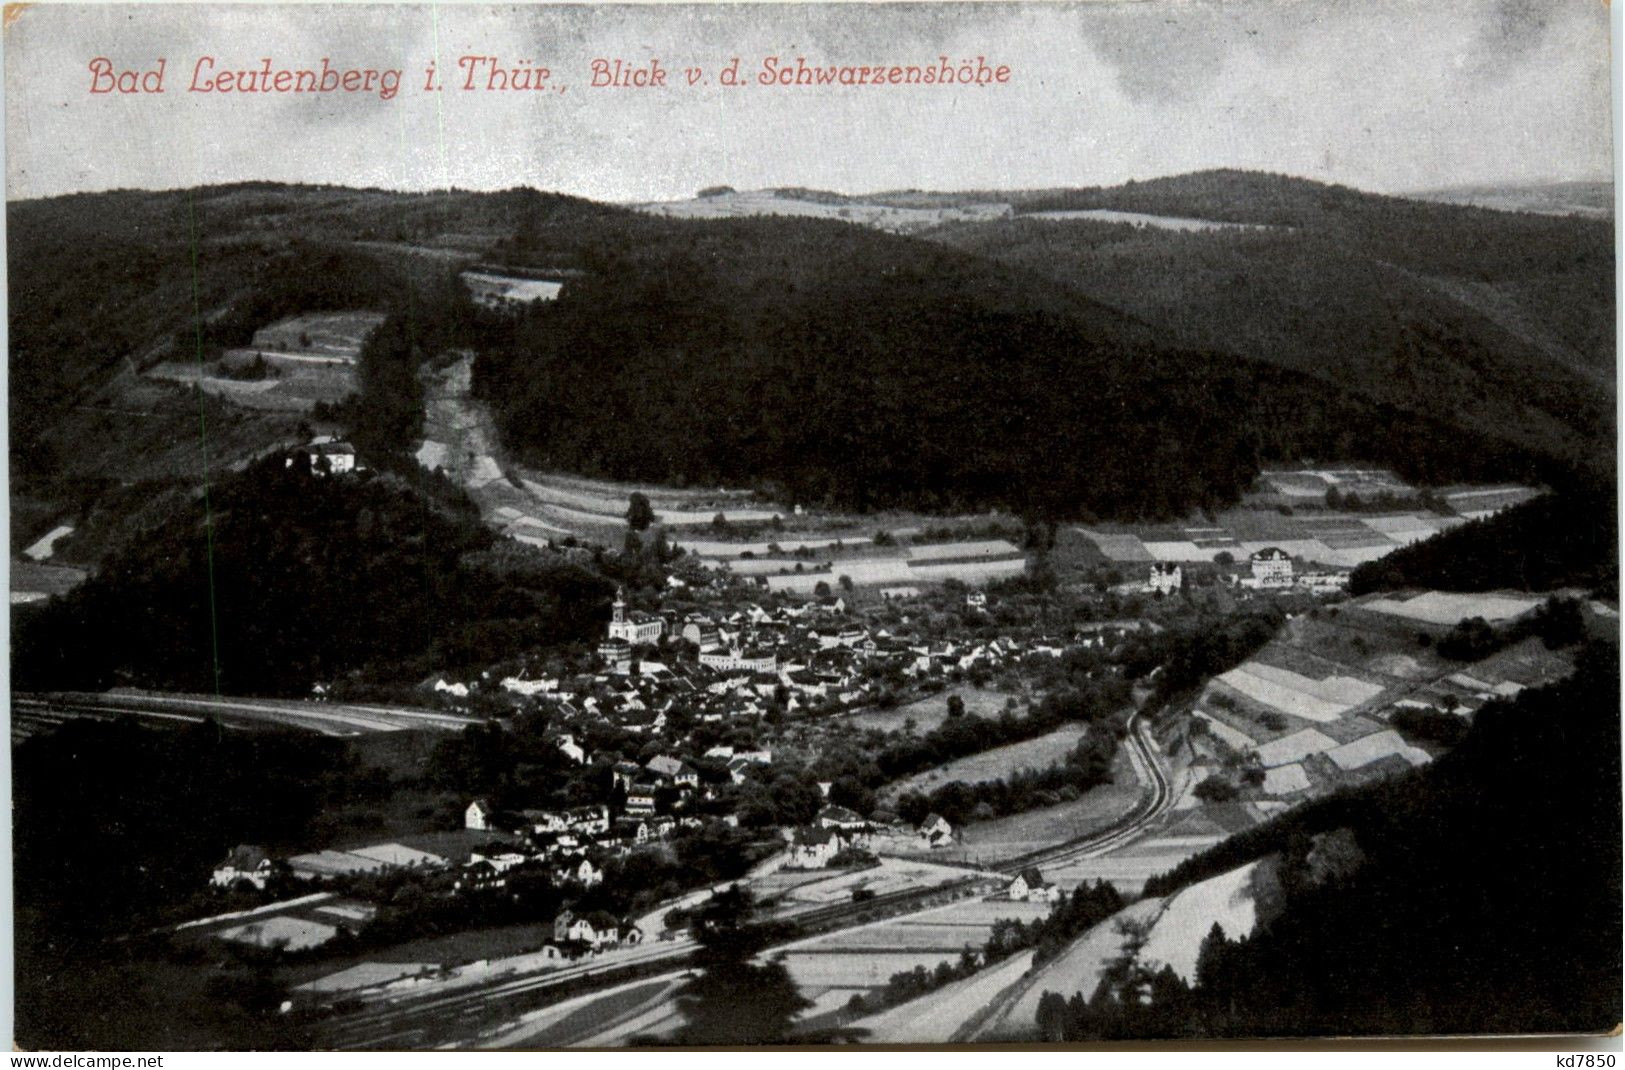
787;826;845;869
1146;563;1182;595
212;844;277;890
879;586;920;601
682;622;725;651
524;809;569;834
817;805;868;832
559;856;602;888
598;638;634;674
568;804;611;834
554;910;622;948
553;733;587;764
288;438;358;475
608;588;665;644
644;755;699;787
1249;547;1294;587
455;851;528;893
1007;866;1061;903
614;817;654;845
626;786;658;815
612;761;645;791
966;591;988;609
465;798;506;832
918;813;954;848
699;647;777;673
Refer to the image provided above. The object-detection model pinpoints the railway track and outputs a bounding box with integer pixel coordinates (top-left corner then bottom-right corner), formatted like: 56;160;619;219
992;709;1175;874
12;691;479;740
315;873;993;1049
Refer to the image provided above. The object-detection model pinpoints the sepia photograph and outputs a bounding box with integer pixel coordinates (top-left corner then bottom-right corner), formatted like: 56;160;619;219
4;0;1620;1052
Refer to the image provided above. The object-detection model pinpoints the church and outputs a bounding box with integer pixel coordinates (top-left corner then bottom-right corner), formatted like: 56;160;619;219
607;587;664;644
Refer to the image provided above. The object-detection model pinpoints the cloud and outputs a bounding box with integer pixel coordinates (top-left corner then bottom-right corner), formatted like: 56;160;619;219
4;1;1612;201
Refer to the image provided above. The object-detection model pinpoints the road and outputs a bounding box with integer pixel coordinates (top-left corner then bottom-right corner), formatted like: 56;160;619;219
12;690;480;741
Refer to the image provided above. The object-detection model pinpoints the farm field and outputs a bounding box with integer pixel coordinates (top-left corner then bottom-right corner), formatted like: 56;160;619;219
1027;208;1270;232
759;857;972;912
634;189;1011;233
757;541;1027;592
461;271;564;305
854;947;1037;1043
1361;590;1544;626
882;723;1092;801
1070;473;1539;570
891;748;1142;866
966;754;1142;857
979;897;1167;1040
1214;662;1383;723
362;921;560;967
772;896;1053;1006
499;975;685;1048
10;560;87;604
845;684;1018;735
251;311;384;357
1140;861;1264;982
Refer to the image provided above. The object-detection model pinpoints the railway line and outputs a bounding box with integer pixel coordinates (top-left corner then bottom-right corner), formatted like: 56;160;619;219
993;709;1175;874
12;691;480;742
314;873;992;1049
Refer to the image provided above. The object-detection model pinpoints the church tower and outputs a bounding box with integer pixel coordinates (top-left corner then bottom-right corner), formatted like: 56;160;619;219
612;587;626;626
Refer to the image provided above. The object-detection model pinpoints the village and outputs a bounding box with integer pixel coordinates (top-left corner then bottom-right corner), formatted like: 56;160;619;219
177;534;1407;991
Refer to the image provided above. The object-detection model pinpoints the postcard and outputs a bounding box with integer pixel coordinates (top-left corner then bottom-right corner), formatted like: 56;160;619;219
5;0;1619;1052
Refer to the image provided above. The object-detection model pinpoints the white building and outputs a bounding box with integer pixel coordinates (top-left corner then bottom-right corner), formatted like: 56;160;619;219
1249;547;1294;587
212;845;277;890
787;826;845;869
608;588;664;644
1147;563;1183;595
699;647;777;673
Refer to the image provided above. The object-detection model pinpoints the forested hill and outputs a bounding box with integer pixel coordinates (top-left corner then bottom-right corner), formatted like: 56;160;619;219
9;172;1613;524
1347;487;1618;598
7;184;618;493
470;208;1587;518
11;454;626;695
1046;643;1621;1040
924;170;1615;476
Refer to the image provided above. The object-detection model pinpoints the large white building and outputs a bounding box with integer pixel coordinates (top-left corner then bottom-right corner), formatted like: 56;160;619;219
607;588;664;644
1249;547;1294;587
1147;563;1183;595
699;647;777;673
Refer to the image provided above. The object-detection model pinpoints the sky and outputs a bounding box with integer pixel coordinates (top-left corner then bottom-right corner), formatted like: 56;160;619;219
3;0;1614;202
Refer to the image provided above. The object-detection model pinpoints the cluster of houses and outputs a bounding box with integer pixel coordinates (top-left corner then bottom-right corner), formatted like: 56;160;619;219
1144;550;1350;595
473;591;1093;740
782;806;957;869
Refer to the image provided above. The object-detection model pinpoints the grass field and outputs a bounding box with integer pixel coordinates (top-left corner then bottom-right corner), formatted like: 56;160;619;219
883;724;1092;800
366;921;560;966
775;895;1053;999
846;685;1020;735
894;749;1142;865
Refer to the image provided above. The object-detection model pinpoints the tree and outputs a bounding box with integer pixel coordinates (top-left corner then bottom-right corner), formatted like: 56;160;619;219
946;694;966;719
676;886;809;1045
627;493;655;532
